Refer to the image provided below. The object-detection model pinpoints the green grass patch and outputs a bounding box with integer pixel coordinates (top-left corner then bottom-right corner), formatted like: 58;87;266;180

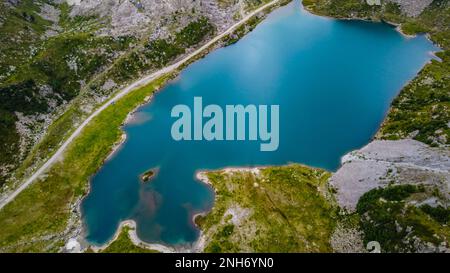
198;164;337;253
356;185;450;252
420;204;450;225
175;17;215;48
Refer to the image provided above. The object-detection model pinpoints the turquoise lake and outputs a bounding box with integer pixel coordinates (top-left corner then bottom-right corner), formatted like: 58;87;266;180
82;1;439;246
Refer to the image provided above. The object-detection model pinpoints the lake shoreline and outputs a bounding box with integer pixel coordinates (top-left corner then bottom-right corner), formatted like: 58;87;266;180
90;220;178;253
303;2;441;146
302;4;437;41
81;1;442;252
79;0;293;252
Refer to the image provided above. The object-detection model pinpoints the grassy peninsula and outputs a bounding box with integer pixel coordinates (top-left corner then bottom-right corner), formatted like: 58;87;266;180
195;159;449;253
196;165;338;252
0;0;447;254
192;0;450;253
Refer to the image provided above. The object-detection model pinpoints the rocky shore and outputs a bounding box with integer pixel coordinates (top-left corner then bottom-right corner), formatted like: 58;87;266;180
330;139;450;211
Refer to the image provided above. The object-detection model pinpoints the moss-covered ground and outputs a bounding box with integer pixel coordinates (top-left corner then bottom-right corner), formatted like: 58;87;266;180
196;165;338;252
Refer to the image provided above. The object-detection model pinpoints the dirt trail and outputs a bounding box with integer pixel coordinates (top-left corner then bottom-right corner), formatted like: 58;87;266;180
0;0;282;211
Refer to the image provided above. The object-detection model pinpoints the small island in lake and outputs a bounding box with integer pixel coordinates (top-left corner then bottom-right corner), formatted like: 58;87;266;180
140;168;159;183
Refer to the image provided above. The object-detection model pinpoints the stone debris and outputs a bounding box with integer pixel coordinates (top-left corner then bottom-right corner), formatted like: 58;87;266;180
366;0;381;6
65;238;81;253
330;224;367;253
366;0;435;17
66;0;245;38
330;139;450;210
387;0;434;17
38;2;63;38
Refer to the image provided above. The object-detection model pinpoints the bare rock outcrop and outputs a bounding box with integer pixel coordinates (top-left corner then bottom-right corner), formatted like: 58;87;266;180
366;0;435;17
388;0;434;17
330;139;450;210
66;0;246;37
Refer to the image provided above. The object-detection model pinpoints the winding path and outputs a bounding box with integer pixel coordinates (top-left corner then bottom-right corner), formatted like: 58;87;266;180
0;0;282;211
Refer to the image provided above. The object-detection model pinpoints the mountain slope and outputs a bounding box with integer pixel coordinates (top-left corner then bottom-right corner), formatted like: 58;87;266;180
0;0;273;187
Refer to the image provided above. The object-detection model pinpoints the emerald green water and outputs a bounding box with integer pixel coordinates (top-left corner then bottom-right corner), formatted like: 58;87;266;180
82;1;439;246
